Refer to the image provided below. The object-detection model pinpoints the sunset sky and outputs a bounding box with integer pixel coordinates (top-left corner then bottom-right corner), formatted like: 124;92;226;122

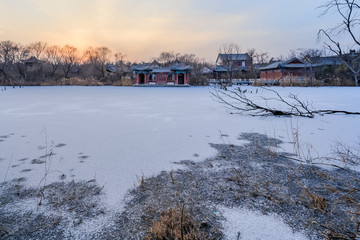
0;0;340;62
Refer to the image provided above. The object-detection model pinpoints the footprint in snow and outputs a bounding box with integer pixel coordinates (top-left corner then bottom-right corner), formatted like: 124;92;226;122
55;143;66;148
31;159;45;164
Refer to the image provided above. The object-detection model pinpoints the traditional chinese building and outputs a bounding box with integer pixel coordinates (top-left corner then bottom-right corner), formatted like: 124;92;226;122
259;57;314;85
131;61;192;86
216;53;252;69
212;53;253;83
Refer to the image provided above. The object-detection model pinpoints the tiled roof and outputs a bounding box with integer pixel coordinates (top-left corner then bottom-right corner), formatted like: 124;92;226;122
170;65;192;71
259;57;311;70
310;56;344;65
131;62;191;72
152;67;171;73
213;65;228;72
130;63;152;71
106;64;116;73
218;54;250;61
212;65;248;72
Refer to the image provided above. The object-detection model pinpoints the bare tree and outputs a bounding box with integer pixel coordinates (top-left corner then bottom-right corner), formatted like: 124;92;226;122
179;54;207;85
114;52;128;79
246;48;268;81
0;41;30;85
27;42;48;80
298;48;325;63
218;43;243;85
45;45;62;77
297;48;326;85
318;0;360;86
13;44;30;81
0;40;18;79
61;45;80;79
177;53;195;64
255;52;269;65
155;51;179;65
84;46;112;78
287;49;299;59
28;41;47;60
114;52;126;65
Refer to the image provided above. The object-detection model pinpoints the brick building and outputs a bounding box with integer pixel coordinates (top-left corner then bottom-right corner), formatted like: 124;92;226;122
259;57;313;84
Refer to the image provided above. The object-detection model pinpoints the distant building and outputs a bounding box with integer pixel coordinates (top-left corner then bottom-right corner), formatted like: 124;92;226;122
211;53;253;83
131;61;192;86
200;66;212;75
24;56;41;67
216;53;252;69
212;65;229;79
106;64;116;73
310;56;344;66
309;51;358;85
259;57;315;85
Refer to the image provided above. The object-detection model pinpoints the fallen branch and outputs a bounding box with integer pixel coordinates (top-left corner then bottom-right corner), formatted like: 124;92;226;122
211;86;360;118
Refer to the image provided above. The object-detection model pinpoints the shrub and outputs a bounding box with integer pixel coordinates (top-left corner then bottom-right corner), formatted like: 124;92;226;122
146;206;205;240
59;77;104;86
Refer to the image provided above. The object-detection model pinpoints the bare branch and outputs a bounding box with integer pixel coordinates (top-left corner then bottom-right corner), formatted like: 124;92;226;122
319;0;360;86
211;86;360;118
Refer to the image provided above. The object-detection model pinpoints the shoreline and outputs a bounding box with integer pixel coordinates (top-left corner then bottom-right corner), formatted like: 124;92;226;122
1;132;359;239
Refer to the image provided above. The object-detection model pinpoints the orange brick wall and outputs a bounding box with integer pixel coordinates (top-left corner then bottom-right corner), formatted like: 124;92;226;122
260;70;283;80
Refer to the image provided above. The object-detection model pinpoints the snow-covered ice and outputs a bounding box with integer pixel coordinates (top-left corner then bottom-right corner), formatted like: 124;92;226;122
1;86;359;205
0;86;359;236
221;207;308;240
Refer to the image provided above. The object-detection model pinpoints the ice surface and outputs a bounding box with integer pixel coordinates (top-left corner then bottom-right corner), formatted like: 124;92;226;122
1;86;359;206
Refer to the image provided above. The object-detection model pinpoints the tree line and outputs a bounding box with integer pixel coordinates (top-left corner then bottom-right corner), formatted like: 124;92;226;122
0;41;218;86
0;41;133;86
0;41;357;87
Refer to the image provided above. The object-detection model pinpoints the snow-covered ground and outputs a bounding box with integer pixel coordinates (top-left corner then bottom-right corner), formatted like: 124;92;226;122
221;207;308;240
0;86;359;238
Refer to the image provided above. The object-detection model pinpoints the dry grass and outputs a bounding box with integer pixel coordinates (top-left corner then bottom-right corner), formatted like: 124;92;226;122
59;77;104;86
324;78;355;86
227;133;360;239
304;189;328;213
139;175;145;188
145;205;206;240
98;133;358;239
253;77;324;87
112;78;134;86
280;78;324;87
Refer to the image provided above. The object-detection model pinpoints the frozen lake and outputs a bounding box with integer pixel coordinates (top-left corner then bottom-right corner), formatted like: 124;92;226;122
1;86;360;207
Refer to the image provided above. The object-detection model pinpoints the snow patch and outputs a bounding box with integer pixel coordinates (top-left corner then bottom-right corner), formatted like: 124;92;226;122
221;207;309;240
